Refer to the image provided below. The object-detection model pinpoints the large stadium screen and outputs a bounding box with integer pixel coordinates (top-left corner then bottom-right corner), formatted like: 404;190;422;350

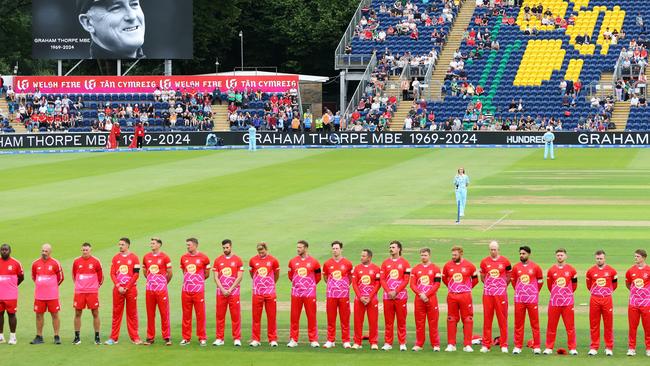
32;0;193;60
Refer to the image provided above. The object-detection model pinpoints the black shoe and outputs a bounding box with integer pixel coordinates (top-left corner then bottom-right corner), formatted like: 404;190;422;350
95;336;101;345
30;335;44;345
54;335;61;345
73;337;81;345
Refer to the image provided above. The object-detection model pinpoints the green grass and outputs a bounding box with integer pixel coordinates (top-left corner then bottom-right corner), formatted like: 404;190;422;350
1;148;650;365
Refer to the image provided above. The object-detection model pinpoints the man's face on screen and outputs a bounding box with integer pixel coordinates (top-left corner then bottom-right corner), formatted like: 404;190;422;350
83;0;145;56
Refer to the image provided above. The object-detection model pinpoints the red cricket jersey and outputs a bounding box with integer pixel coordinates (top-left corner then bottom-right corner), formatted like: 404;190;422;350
443;259;478;294
380;257;411;300
110;252;140;290
352;263;381;299
32;257;64;300
213;255;244;296
410;263;442;297
512;261;544;304
585;264;617;297
546;264;577;306
288;255;321;298
143;252;172;292
72;256;103;294
480;255;512;296
0;258;24;300
323;257;354;299
249;254;280;296
180;252;211;293
626;264;650;307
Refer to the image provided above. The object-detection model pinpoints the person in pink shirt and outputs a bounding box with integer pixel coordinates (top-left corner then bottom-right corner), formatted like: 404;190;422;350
72;242;103;345
30;243;64;345
248;242;280;347
0;244;24;345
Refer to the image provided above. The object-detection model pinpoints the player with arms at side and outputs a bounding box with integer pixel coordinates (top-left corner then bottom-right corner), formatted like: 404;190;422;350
142;237;173;346
322;240;354;349
180;238;211;346
544;248;578;355
213;239;244;347
248;242;280;347
72;243;103;345
409;248;442;352
380;240;411;351
442;245;478;352
453;167;469;219
105;237;141;345
0;244;24;345
586;250;617;356
351;249;381;350
625;249;650;357
30;243;64;345
511;246;543;355
479;240;511;353
287;240;321;348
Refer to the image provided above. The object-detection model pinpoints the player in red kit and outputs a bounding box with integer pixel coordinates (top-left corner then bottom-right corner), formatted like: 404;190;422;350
30;243;64;345
380;240;411;351
212;239;244;347
287;240;321;348
72;243;103;345
442;245;478;352
180;237;211;346
323;241;353;349
511;246;543;355
142;237;173;346
479;240;511;353
586;250;617;356
106;238;141;345
409;247;441;352
351;249;381;350
0;244;24;345
543;248;578;355
248;242;280;347
625;249;650;357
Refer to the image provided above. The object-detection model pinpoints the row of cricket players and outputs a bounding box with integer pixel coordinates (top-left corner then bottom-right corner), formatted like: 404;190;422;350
0;237;649;357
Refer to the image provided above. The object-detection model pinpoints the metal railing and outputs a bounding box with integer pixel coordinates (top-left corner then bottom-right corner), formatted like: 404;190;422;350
343;52;378;128
334;0;373;70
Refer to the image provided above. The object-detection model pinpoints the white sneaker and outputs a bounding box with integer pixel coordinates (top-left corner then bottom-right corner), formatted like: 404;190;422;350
480;346;489;353
233;339;241;347
370;344;379;350
463;345;474;352
445;344;457;352
381;343;392;351
512;347;522;354
626;349;636;356
310;341;320;348
501;347;509;353
543;348;553;355
646;350;650;357
199;340;207;347
7;338;16;345
569;349;578;356
270;341;278;347
605;349;613;356
352;344;361;350
400;344;407;351
212;339;224;346
412;346;423;352
0;336;5;344
323;341;334;349
343;342;351;349
287;339;298;348
249;340;260;347
533;348;542;355
433;346;440;352
179;339;190;346
588;349;597;356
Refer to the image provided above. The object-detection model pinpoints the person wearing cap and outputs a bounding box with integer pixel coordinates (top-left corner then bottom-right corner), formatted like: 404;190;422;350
543;126;555;160
77;0;146;59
